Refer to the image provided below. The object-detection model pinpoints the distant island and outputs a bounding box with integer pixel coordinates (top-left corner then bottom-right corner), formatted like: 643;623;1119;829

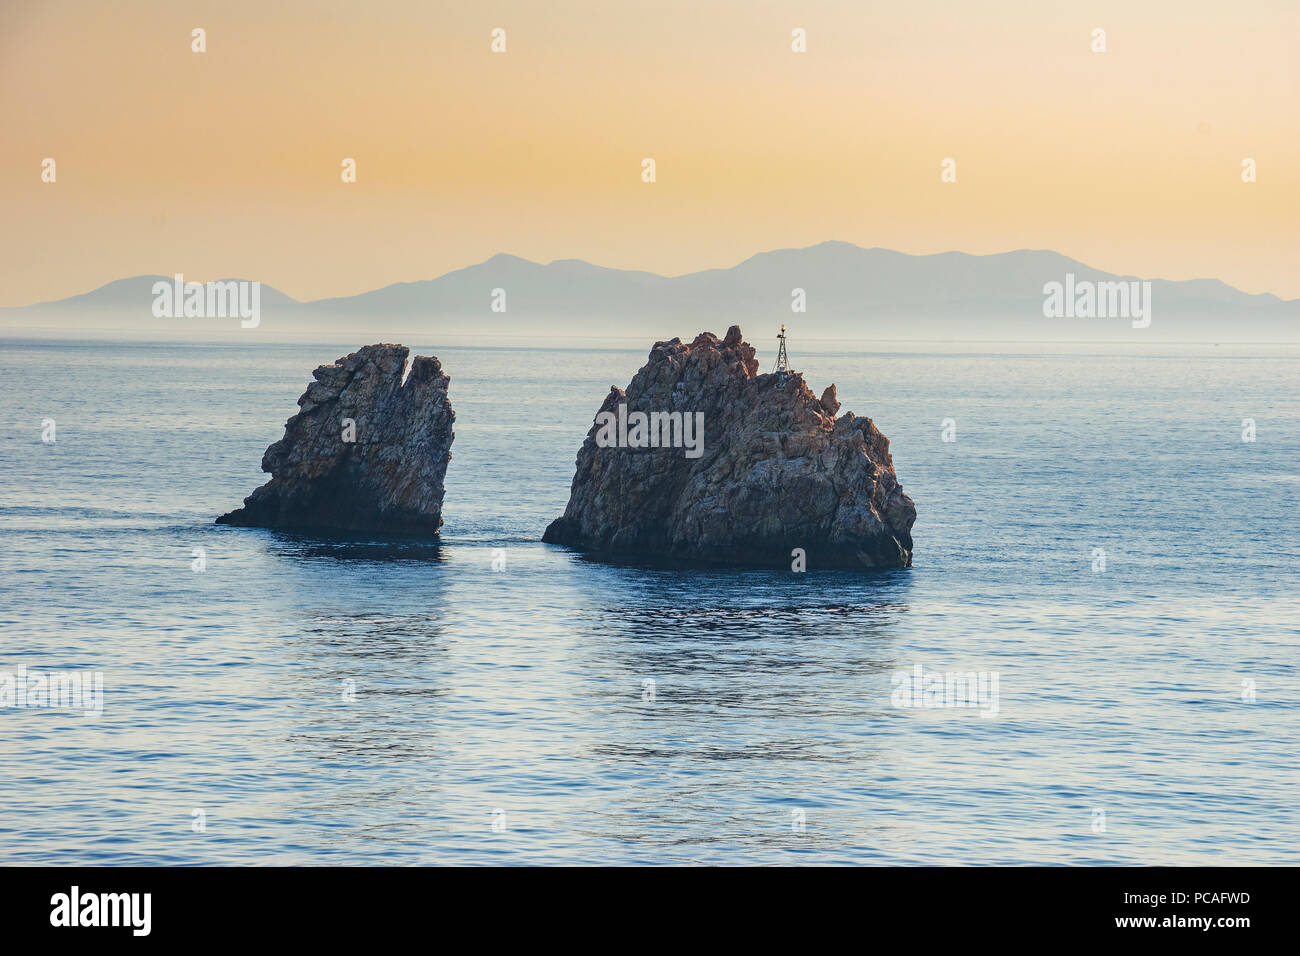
5;242;1297;341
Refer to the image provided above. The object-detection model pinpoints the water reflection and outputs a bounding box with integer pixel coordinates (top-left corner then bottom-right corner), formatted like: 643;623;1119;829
254;534;453;770
260;529;447;564
550;562;912;858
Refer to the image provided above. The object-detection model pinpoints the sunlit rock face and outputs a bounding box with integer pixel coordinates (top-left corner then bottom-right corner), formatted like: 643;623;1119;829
543;325;915;568
217;343;454;533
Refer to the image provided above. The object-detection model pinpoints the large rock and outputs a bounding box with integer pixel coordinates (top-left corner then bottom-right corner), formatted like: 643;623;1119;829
217;343;454;533
542;325;915;568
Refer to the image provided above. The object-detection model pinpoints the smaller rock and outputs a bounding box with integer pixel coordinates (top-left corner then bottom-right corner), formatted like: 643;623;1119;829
216;343;454;533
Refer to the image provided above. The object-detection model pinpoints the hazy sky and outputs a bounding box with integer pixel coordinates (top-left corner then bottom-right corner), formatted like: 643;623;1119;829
2;0;1296;305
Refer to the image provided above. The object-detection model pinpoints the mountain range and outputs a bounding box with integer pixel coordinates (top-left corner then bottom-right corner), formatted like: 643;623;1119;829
6;242;1296;341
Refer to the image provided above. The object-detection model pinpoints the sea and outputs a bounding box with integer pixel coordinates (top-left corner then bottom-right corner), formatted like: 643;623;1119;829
1;333;1296;864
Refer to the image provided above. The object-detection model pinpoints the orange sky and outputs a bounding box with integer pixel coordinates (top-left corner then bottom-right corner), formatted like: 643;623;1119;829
2;0;1296;305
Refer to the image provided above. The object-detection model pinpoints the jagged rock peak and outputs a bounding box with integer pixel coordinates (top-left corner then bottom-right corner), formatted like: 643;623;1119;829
216;343;454;533
542;325;915;568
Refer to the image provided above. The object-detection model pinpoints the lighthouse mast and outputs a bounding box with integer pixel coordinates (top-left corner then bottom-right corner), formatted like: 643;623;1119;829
773;324;790;388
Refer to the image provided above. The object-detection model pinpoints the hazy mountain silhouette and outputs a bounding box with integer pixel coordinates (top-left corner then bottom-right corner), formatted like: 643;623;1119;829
18;275;299;311
8;242;1297;340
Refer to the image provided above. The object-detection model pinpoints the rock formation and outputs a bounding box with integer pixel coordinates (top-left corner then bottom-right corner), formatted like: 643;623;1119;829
542;326;915;568
217;343;454;533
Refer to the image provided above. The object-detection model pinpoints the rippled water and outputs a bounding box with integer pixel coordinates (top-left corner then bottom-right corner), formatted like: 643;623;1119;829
1;335;1297;864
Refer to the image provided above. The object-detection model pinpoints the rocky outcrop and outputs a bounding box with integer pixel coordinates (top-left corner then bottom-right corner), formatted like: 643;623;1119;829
542;326;915;568
217;344;454;533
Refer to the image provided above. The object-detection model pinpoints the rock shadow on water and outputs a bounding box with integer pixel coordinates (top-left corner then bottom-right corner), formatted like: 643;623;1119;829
558;559;913;681
555;545;915;617
229;526;449;564
561;546;915;576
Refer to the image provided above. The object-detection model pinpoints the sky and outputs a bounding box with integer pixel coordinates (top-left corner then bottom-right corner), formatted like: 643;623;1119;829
2;0;1297;306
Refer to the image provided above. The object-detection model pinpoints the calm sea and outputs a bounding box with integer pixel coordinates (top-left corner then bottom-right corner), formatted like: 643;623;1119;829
1;335;1297;864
